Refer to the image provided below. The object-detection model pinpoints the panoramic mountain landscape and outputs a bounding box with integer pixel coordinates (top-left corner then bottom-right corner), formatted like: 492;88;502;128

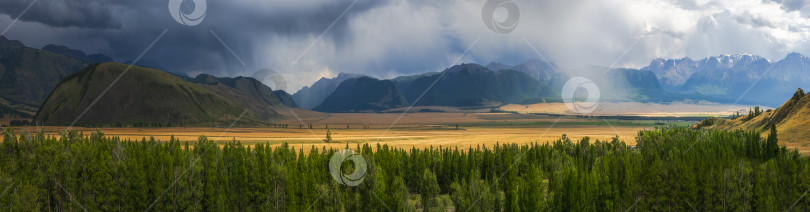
1;0;809;211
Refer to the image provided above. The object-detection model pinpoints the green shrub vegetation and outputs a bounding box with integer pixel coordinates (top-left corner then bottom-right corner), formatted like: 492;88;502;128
0;127;808;211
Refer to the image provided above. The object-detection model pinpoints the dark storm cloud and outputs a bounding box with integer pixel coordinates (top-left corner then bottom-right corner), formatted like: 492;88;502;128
0;0;384;79
0;0;125;29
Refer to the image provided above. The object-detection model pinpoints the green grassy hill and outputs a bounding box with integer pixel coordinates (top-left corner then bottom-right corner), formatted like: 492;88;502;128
192;74;287;107
35;63;286;126
695;88;810;145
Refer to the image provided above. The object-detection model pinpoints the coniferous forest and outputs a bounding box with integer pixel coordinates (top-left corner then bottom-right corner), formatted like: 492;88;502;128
0;127;808;211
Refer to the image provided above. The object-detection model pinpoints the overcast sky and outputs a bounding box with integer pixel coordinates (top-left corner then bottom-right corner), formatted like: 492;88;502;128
1;0;809;92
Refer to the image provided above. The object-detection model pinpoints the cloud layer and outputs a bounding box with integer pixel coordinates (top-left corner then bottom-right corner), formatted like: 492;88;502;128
1;0;809;92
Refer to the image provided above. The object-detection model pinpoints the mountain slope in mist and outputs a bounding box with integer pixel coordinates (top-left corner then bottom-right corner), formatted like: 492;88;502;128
273;90;299;108
36;63;286;125
400;63;557;106
313;76;407;112
192;74;288;108
0;38;90;119
292;73;364;109
41;44;113;63
644;53;810;106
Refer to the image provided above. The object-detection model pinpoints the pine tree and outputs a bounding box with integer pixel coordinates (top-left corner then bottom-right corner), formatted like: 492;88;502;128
764;124;779;160
521;166;546;211
420;169;441;211
324;129;332;143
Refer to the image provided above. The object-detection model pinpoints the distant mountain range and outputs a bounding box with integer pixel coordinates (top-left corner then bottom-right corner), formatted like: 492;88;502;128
313;76;407;112
307;63;561;112
305;62;687;112
36;63;288;125
299;53;807;112
488;59;559;83
42;44;113;63
292;73;364;109
399;63;557;106
643;53;810;106
2;33;809;124
0;36;298;125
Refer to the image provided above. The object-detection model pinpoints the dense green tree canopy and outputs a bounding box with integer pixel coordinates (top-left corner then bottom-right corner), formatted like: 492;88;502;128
0;127;807;211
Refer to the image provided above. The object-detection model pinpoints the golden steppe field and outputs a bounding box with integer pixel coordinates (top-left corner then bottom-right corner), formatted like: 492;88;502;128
8;110;693;152
10;102;807;153
498;102;757;117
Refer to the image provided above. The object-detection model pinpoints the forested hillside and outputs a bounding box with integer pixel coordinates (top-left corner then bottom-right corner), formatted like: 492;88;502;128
0;128;807;211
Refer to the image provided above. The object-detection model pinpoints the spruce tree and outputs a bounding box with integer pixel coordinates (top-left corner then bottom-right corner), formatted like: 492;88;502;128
764;124;779;159
420;169;440;211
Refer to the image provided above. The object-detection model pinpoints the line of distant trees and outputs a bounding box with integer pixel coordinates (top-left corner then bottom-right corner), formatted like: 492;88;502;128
730;106;767;120
8;120;283;128
3;120;463;130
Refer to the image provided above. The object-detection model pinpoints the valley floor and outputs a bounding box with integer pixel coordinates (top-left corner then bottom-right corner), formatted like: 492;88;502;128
10;106;810;153
499;101;758;117
9;112;697;152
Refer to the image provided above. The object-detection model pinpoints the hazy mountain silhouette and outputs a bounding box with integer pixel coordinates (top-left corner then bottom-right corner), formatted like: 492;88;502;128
0;41;89;119
0;36;24;48
399;63;557;106
36;63;285;125
292;73;364;109
313;76;407;112
273;90;298;108
508;59;559;83
192;74;287;108
484;62;511;71
642;57;699;90
645;53;810;106
42;44;113;63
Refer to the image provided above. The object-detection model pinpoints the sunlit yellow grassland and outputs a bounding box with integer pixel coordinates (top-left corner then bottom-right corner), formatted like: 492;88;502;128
11;113;669;152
